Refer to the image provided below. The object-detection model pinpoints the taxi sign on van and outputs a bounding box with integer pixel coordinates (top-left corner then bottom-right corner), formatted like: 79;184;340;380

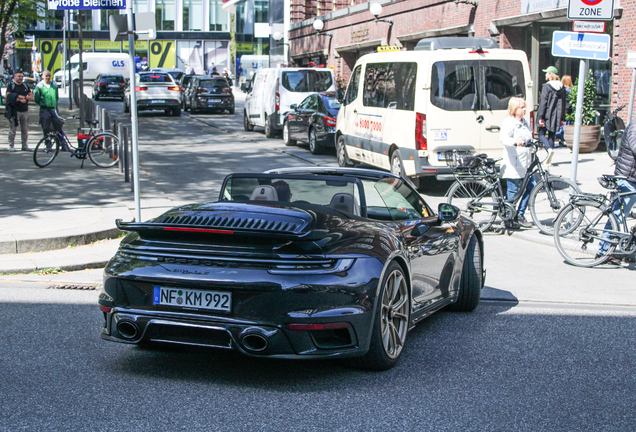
377;46;401;52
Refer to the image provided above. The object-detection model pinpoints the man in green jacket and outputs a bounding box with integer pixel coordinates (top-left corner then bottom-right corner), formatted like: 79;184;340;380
33;70;63;142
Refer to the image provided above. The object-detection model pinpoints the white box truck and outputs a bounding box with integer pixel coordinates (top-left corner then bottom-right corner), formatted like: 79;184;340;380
54;53;130;85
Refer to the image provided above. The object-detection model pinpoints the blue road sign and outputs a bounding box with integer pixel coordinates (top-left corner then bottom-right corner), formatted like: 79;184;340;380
551;31;611;60
48;0;126;10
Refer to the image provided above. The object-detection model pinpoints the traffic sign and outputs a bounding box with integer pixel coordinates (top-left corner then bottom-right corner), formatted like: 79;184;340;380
626;51;636;68
551;31;611;61
568;0;614;20
48;0;126;10
572;20;605;32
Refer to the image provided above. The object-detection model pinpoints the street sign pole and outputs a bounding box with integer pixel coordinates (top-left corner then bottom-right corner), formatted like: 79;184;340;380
570;60;588;184
127;8;142;223
628;69;636;124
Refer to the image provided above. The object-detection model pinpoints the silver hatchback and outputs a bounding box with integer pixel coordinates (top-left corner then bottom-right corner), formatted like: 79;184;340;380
124;72;182;116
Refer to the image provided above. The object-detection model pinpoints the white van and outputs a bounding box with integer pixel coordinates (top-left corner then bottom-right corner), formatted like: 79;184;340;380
54;53;130;84
335;37;533;185
244;67;336;137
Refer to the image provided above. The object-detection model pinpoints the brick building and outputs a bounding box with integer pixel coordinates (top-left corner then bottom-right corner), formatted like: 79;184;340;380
289;0;627;115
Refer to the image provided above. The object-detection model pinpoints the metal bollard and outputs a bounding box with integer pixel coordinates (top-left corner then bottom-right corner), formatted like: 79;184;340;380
118;122;123;174
123;126;130;183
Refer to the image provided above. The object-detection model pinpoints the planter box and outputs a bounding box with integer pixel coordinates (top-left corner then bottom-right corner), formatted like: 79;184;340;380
564;124;601;153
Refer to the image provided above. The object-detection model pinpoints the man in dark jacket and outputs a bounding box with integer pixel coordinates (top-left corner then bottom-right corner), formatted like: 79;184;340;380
537;66;565;157
5;69;33;152
598;119;636;263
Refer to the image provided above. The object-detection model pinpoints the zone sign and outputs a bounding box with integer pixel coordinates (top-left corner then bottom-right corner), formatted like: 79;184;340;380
568;0;614;20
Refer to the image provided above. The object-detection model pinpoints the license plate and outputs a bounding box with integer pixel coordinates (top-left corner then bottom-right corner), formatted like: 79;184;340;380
150;100;164;104
208;99;220;103
153;286;231;312
108;84;119;88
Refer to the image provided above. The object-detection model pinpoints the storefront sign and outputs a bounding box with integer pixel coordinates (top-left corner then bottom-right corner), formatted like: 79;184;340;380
15;40;33;49
572;20;605;32
236;42;254;52
626;51;636;68
149;40;176;68
48;0;126;10
123;40;148;50
551;31;610;60
351;28;369;43
568;0;614;20
39;40;63;73
95;40;121;50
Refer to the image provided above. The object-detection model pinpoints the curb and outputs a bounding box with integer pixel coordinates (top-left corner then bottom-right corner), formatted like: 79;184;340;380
0;227;122;255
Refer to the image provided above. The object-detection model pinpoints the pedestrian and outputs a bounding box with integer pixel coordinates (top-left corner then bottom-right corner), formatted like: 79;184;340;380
5;69;34;152
598;119;636;264
211;66;220;76
500;97;535;229
554;74;573;147
33;70;64;148
537;66;566;155
207;63;215;75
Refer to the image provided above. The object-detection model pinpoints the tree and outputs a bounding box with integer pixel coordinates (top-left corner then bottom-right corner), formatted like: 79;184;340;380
1;0;47;67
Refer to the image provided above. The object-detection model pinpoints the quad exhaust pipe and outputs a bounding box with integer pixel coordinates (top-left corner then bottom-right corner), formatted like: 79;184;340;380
116;320;140;340
240;331;270;353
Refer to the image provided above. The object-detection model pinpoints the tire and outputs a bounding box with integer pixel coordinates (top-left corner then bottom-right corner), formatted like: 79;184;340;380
390;150;405;177
244;111;254;131
553;202;619;267
347;261;410;371
308;128;324;155
87;132;120;168
264;114;274;138
447;180;499;232
94;93;99;101
33;134;60;168
447;235;482;312
124;100;130;113
283;121;296;146
173;107;181;116
336;135;353;167
528;176;580;235
229;105;235;115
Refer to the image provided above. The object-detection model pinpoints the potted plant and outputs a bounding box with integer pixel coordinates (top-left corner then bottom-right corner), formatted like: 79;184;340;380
563;70;601;152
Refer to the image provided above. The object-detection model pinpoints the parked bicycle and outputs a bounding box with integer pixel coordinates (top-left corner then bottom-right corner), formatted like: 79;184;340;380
33;116;119;169
553;174;636;267
603;104;626;161
445;140;581;234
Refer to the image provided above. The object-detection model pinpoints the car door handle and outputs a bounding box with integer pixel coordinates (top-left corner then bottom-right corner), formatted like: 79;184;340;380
485;126;500;131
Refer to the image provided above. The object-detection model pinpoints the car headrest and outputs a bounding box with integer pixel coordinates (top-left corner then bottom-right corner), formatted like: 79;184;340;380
329;192;358;216
250;185;279;201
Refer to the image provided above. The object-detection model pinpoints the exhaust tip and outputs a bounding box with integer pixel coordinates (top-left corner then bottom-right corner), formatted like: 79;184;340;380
240;333;269;353
117;320;139;340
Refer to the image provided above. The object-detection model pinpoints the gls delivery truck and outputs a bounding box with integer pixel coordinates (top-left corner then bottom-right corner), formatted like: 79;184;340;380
53;53;130;85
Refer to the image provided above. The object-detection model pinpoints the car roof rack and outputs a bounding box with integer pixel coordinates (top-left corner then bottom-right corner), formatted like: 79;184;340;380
414;37;499;51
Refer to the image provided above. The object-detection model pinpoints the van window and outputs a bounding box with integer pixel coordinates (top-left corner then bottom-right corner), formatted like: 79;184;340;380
71;62;88;71
344;65;361;105
281;71;333;92
431;60;525;111
363;62;417;110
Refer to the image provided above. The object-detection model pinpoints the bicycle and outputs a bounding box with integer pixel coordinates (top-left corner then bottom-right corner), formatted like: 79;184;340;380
553;174;636;267
445;140;581;234
603;105;626;161
33;116;120;169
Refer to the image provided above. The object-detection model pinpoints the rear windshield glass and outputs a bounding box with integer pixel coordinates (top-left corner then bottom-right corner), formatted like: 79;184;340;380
281;71;333;93
201;79;229;89
139;74;173;83
320;95;341;111
100;76;124;83
430;60;525;111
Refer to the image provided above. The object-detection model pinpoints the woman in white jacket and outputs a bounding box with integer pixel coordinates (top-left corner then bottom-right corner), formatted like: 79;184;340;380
500;97;534;229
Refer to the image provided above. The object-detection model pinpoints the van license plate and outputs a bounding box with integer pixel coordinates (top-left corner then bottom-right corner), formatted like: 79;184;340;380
209;99;220;103
153;286;231;312
150;100;163;104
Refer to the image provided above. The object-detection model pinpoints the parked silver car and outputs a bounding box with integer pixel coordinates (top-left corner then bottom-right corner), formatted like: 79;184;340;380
124;72;182;116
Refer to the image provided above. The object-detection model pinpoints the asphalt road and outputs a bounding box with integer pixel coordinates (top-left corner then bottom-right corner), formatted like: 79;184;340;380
0;282;634;431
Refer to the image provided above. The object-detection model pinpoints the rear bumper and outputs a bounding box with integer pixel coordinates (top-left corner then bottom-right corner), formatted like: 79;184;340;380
137;99;180;111
193;97;234;109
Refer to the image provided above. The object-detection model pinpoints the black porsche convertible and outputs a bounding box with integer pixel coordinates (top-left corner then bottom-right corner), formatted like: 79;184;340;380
99;167;484;370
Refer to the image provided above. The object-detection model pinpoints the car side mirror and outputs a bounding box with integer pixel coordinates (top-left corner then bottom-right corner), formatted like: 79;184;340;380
336;88;345;103
290;104;297;110
438;203;460;222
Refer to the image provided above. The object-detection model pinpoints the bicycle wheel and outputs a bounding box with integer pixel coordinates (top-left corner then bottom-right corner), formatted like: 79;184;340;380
447;179;499;231
528;176;580;235
33;134;60;168
553;202;619;267
87;132;120;168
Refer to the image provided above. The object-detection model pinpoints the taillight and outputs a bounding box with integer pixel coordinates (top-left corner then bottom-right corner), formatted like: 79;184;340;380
415;113;427;150
167;86;180;91
99;305;111;313
222;88;231;93
97;82;106;86
119;82;125;86
275;78;280;112
530;110;535;133
135;86;147;92
323;116;337;127
198;88;206;93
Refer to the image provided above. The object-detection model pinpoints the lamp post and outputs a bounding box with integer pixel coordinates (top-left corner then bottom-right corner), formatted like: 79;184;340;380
369;3;393;25
273;31;290;67
312;19;333;66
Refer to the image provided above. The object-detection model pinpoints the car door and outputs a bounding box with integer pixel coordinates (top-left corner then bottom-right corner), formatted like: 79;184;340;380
298;95;319;142
290;96;311;140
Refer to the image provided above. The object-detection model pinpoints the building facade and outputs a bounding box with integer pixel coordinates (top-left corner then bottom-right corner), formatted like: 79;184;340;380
288;0;629;115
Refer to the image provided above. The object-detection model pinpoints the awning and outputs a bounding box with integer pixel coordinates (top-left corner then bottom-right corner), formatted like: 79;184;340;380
222;0;245;14
335;38;386;55
291;49;329;60
398;25;472;43
490;7;567;27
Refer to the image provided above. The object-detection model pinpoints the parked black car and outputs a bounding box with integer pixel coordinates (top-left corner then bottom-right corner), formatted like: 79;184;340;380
184;76;235;114
92;74;126;101
282;91;341;155
178;74;196;110
99;167;484;370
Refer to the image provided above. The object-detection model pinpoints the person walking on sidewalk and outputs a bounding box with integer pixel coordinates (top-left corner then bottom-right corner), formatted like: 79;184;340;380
5;69;34;152
537;66;566;160
33;70;63;147
500;97;535;229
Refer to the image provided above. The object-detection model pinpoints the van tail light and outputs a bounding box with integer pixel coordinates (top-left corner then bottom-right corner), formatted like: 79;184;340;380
530;110;535;133
135;86;148;92
167;86;180;91
275;78;280;112
415;113;427;150
323;116;337;127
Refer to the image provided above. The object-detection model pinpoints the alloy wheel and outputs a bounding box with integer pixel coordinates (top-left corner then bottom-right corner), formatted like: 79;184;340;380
380;269;409;359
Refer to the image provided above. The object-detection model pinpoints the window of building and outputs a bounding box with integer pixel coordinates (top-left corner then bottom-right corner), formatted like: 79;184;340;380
255;0;269;23
183;0;203;31
100;10;121;31
133;0;148;13
209;0;228;31
155;0;175;30
45;10;65;30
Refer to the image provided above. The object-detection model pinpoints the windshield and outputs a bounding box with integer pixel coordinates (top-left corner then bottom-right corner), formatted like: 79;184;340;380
201;79;229;89
281;71;333;92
